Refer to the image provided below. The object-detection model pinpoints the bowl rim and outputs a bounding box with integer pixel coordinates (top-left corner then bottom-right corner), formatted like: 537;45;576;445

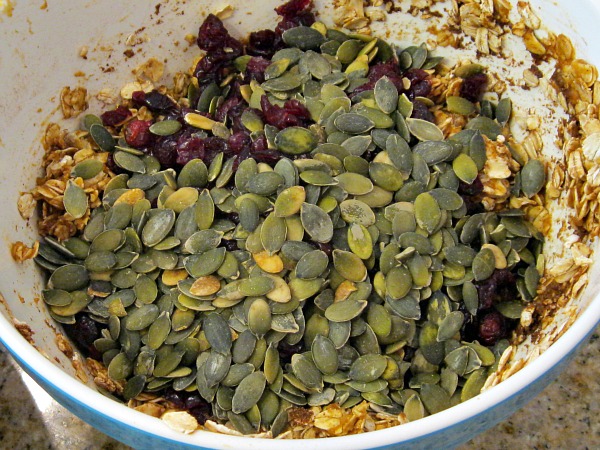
1;0;600;447
1;295;598;449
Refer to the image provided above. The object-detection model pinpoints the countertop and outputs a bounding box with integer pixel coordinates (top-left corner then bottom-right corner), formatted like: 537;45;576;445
0;330;598;450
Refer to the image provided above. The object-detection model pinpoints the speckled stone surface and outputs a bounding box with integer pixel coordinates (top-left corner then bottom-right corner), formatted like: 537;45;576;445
0;330;598;449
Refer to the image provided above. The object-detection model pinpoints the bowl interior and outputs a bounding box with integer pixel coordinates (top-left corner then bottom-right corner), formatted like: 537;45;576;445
1;1;599;448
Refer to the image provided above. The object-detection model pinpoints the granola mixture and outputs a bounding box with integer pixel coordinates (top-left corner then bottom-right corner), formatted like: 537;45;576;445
14;0;600;440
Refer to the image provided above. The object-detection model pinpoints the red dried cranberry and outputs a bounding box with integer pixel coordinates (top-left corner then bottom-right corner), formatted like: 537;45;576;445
411;99;435;122
458;176;484;196
274;0;315;33
100;105;132;127
163;388;186;409
246;30;283;59
215;94;243;123
203;136;230;165
106;153;125;175
405;69;432;99
222;239;239;251
458;176;485;214
476;269;517;311
478;311;507;345
252;148;283;165
260;95;311;129
276;11;316;34
124;119;152;148
460;72;488;103
193;53;229;87
151;135;179;168
277;341;304;364
351;61;405;96
63;314;102;360
275;0;312;17
245;56;272;83
197;14;242;57
175;133;205;166
188;405;212;425
225;212;240;224
228;132;252;155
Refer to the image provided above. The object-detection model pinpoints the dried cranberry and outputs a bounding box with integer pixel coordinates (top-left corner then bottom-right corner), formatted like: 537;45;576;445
315;242;333;259
132;90;177;112
197;14;242;58
274;0;315;34
151;135;178;168
476;269;517;311
458;176;484;197
193;53;229;87
163;388;186;409
203;136;230;165
246;30;283;59
106;153;125;175
63;314;102;360
222;239;239;251
162;389;212;424
252;148;283;165
460;72;488;103
225;212;240;224
124;119;152;148
215;94;243;124
260;95;311;129
411;99;435;123
277;341;304;364
100;105;132;127
351;61;404;96
251;134;268;153
458;176;485;214
276;11;316;34
405;69;432;99
478;311;507;345
175;132;205;166
188;405;212;425
228;131;252;155
275;0;312;17
245;57;272;83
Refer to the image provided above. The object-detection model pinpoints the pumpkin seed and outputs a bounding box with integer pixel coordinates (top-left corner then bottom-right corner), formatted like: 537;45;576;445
452;153;478;184
291;353;323;390
275;127;317;155
300;203;334;243
89;123;116;151
274;186;305;217
203;313;232;354
311;335;339;375
472;248;496;281
414;193;441;234
63;180;88;219
142;209;176;247
333;250;367;282
232;371;267;414
50;264;89;291
150;120;182;136
520;159;545;198
248;298;272;337
325;299;367;322
374;76;399;114
335;113;375;134
282;26;325;50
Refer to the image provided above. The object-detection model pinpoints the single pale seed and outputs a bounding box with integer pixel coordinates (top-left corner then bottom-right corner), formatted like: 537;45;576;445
184;112;217;130
189;275;221;296
63;180;88;219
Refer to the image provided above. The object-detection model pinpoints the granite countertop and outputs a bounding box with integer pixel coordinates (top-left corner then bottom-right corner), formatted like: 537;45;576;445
0;330;598;449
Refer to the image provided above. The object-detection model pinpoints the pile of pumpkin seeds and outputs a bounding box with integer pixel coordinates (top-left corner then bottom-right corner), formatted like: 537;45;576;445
35;22;547;435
